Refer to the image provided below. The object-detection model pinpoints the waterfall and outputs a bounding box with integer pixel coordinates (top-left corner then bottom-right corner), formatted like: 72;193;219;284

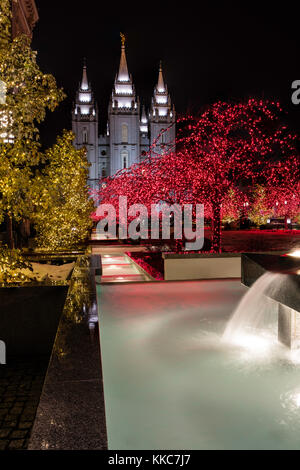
223;272;285;343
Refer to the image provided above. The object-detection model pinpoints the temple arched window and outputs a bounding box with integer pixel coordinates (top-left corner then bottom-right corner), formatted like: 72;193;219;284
83;128;88;144
122;124;128;143
121;149;129;169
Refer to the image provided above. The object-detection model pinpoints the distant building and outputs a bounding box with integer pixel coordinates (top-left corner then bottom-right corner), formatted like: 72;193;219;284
11;0;39;39
72;36;176;189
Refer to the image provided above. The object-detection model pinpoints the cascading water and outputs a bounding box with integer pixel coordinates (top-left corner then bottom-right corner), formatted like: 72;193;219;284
223;272;285;346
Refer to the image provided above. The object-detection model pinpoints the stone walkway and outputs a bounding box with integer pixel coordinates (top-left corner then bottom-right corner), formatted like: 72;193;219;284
0;356;48;450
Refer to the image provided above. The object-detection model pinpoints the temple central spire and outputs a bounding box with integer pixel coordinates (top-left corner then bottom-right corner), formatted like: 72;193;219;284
111;33;136;109
81;59;89;90
118;33;129;82
157;60;165;92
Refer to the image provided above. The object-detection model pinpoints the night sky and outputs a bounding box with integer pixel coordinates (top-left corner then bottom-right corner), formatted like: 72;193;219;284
32;0;300;148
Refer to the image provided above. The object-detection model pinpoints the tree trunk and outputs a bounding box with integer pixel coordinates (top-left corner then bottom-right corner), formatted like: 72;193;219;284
211;203;222;253
6;215;14;250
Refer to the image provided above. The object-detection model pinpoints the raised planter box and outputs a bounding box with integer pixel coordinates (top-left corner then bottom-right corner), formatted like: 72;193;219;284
163;253;241;280
0;285;68;356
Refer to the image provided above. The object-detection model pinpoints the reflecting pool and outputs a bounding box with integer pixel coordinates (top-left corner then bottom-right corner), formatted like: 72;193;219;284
98;280;300;450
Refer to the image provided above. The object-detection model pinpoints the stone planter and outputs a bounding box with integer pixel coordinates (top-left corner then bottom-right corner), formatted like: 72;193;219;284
163;252;241;281
0;285;68;356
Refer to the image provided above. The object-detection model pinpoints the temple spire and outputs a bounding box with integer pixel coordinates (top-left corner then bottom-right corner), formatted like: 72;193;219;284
110;33;137;112
117;33;129;82
157;60;165;92
151;60;170;116
81;58;89;90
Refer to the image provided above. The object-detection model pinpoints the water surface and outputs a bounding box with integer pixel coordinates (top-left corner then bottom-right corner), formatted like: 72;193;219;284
98;280;300;450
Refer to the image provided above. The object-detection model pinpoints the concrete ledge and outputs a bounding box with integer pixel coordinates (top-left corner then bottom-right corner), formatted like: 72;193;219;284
29;256;107;450
163;253;241;280
163;252;241;259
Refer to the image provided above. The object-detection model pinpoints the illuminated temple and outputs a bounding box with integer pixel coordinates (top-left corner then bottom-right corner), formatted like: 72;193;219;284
72;35;176;188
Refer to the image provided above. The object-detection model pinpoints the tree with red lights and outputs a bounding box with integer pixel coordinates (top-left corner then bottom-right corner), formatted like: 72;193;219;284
175;100;300;251
97;99;300;252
